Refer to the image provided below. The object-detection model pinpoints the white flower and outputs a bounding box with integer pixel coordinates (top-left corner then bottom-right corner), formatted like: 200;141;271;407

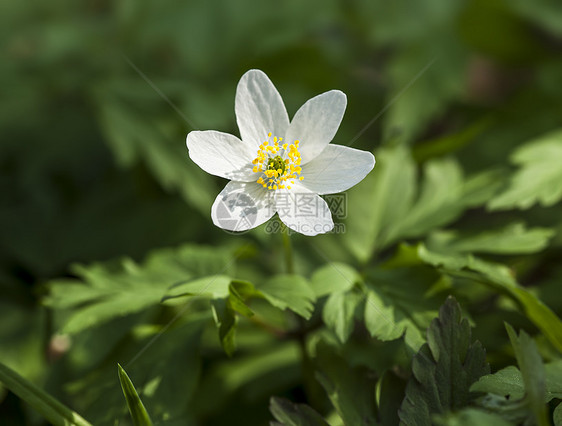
186;70;375;236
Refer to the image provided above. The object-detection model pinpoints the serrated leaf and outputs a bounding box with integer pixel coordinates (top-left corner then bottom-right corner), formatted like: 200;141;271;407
394;243;562;353
269;397;329;426
45;245;235;334
427;222;554;255
258;274;316;319
399;297;490;426
470;366;525;400
322;289;362;343
363;266;441;351
117;364;153;426
505;324;549;426
165;277;255;356
544;361;562;399
471;360;562;402
488;129;562;210
0;361;91;426
61;293;161;335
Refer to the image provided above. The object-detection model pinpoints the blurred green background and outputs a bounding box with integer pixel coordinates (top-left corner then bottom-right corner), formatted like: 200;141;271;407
2;0;562;424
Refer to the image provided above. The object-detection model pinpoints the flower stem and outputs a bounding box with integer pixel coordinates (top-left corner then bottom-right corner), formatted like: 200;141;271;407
278;223;323;407
280;223;294;274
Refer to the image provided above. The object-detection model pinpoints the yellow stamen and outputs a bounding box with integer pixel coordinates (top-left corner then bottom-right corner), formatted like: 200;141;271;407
251;132;304;191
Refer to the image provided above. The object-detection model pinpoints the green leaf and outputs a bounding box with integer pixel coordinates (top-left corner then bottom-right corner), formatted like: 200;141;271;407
165;277;255;356
322;288;363;343
386;158;465;241
228;282;255;318
488;129;562;210
45;244;235;334
363;266;442;351
269;397;329;426
211;298;238;357
554;402;562;426
399;297;490;425
505;324;549;426
394;243;562;353
377;370;406;426
471;366;525;400
117;364;153;426
433;408;511;426
258;274;316;319
344;145;416;262
471;360;562;402
344;146;499;263
309;262;361;298
427;222;554;255
68;317;206;424
544;361;562;400
510;288;562;354
315;346;377;426
162;275;232;301
0;361;91;426
392;161;500;241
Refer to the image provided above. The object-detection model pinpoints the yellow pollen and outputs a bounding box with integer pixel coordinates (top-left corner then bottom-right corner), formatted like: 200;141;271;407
251;132;303;191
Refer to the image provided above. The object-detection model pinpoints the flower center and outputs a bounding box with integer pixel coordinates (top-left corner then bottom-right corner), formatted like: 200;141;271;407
252;132;304;191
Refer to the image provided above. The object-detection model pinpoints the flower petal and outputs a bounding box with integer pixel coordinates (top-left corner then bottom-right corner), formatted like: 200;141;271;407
276;187;334;236
211;181;276;232
235;70;290;148
187;130;256;181
284;90;347;164
300;144;375;195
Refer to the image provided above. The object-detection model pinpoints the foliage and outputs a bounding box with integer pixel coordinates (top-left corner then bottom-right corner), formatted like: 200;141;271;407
117;364;153;426
0;362;91;426
399;297;490;425
2;0;562;425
